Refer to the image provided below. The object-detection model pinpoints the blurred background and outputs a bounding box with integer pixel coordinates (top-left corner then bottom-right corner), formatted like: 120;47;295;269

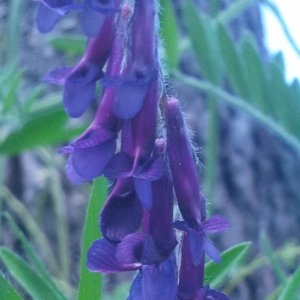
1;0;300;299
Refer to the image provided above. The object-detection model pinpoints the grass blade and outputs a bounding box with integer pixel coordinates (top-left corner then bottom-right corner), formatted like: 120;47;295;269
205;242;251;288
0;273;22;300
77;177;108;300
0;247;65;300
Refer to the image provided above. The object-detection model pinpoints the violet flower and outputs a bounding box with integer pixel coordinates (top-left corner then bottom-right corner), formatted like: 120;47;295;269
164;97;229;265
104;77;163;208
45;13;116;117
178;234;229;300
128;254;177;300
35;0;82;33
107;0;157;119
81;0;120;37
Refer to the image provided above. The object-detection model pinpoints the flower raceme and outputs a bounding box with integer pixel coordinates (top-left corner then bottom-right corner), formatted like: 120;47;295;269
35;0;231;299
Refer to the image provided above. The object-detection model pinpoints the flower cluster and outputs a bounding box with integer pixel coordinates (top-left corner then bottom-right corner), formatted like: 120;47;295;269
36;0;230;299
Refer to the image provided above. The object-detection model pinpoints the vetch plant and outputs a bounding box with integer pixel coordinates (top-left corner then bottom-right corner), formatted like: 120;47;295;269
34;0;230;299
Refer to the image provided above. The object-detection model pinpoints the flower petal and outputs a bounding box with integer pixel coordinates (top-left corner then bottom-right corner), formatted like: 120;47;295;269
203;215;230;233
63;63;102;118
36;3;61;33
43;66;73;85
114;82;148;119
104;152;134;179
80;7;106;37
203;237;221;264
100;180;143;241
87;238;140;273
66;139;116;183
134;178;152;209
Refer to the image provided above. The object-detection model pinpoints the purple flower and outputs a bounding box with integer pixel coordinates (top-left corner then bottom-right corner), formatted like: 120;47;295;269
175;215;230;265
116;170;177;265
109;0;157;119
104;76;162;208
100;178;143;242
128;255;177;300
164;97;230;265
36;0;82;33
178;234;230;300
45;14;116;117
87;237;141;273
61;126;117;183
80;0;120;37
87;169;177;273
164;97;206;226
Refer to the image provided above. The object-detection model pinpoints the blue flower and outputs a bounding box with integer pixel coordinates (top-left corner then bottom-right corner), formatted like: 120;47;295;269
35;0;82;33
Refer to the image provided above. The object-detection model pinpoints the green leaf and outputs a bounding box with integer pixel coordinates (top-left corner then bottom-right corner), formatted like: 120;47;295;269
0;247;65;300
0;273;22;300
205;242;251;288
0;97;85;155
217;23;250;100
159;0;179;69
3;213;66;299
77;177;108;300
278;267;300;300
48;35;86;57
240;33;268;110
183;1;222;84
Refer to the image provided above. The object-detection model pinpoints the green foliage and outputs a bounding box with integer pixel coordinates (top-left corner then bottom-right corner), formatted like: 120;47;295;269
205;242;251;288
48;35;86;58
77;177;107;300
0;248;66;300
159;0;179;69
0;273;22;300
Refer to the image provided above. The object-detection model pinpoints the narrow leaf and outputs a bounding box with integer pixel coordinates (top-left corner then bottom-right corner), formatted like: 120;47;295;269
3;213;66;299
77;177;108;300
48;35;86;57
0;273;22;300
205;242;251;288
278;267;300;300
0;247;65;300
159;0;179;69
183;1;222;84
0;98;84;155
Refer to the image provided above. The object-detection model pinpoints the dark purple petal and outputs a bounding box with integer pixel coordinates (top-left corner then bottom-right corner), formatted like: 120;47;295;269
128;256;177;300
178;234;204;299
203;237;221;264
104;152;133;179
116;233;145;265
64;158;88;184
188;229;205;266
71;127;116;148
36;3;61;33
43;66;73;85
195;286;230;300
63;63;102;117
100;179;143;241
134;178;152;209
85;0;118;13
165;97;206;226
66;139;116;183
114;81;149;119
140;255;177;300
149;172;177;258
128;271;143;300
80;7;106;37
87;238;141;273
131;0;155;65
135;154;163;181
203;215;230;233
